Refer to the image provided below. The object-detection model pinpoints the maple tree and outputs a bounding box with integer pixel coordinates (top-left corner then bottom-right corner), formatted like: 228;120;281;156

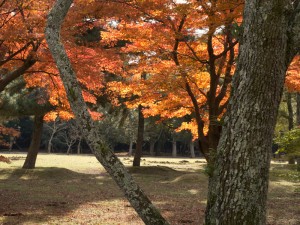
285;56;300;92
0;0;107;169
98;0;243;164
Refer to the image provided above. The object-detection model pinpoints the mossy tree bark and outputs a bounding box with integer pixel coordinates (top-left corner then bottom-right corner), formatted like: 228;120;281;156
23;114;44;169
45;1;169;224
205;0;300;224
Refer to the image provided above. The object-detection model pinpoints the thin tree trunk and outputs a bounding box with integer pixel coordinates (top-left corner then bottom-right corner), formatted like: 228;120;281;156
150;140;155;156
9;137;14;152
286;92;294;130
67;145;72;155
77;137;81;154
205;1;300;224
133;104;144;167
296;93;300;125
128;140;133;156
172;140;177;157
190;140;195;158
45;2;169;224
23;115;44;169
47;124;56;153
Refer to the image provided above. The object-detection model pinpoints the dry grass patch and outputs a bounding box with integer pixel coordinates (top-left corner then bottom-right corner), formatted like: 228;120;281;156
0;153;299;225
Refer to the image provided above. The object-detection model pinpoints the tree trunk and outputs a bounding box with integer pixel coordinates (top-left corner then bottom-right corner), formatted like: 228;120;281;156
133;104;144;167
9;137;14;152
67;144;72;155
23;115;44;169
47;142;52;153
288;157;295;164
296;93;300;125
47;124;56;153
190;140;195;158
205;1;300;224
77;137;81;154
128;140;133;156
150;140;155;156
45;2;169;224
286;92;294;130
172;140;177;157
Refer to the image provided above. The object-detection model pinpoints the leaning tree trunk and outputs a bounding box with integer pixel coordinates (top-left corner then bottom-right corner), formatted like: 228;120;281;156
23;115;44;169
133;104;144;167
205;1;300;224
45;1;169;224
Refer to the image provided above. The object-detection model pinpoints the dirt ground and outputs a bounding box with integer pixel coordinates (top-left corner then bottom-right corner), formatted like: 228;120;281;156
0;153;299;225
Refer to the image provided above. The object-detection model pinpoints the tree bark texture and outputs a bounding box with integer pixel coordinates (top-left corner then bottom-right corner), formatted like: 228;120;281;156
205;1;300;224
23;115;44;169
133;104;144;167
45;1;169;224
286;92;294;130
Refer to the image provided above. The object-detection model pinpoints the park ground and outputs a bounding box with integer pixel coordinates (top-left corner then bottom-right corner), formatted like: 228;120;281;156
0;153;299;225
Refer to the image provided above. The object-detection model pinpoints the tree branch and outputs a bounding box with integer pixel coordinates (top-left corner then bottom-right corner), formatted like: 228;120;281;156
0;41;34;67
0;54;36;92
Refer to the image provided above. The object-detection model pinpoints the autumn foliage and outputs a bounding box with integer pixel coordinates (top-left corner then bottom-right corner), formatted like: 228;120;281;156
0;0;299;160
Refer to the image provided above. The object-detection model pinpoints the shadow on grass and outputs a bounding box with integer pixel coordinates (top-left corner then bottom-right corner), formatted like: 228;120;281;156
0;166;207;225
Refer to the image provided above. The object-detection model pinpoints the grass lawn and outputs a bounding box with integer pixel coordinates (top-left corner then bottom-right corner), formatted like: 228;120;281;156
0;152;299;225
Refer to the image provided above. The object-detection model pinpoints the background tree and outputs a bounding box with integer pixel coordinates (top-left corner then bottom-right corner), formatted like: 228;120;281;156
103;0;243;164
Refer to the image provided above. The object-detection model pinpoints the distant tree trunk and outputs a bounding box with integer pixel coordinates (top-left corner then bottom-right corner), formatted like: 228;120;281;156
128;140;133;156
47;142;52;153
23;115;44;169
190;140;195;158
47;123;56;153
133;104;144;167
286;92;294;130
155;140;162;156
172;139;177;157
205;1;300;224
296;93;300;125
288;157;296;164
77;137;81;154
296;158;300;171
9;137;14;152
66;144;72;155
149;140;155;156
45;2;169;224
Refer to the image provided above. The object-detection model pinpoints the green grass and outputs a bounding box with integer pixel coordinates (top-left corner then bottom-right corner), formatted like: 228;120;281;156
0;153;299;225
